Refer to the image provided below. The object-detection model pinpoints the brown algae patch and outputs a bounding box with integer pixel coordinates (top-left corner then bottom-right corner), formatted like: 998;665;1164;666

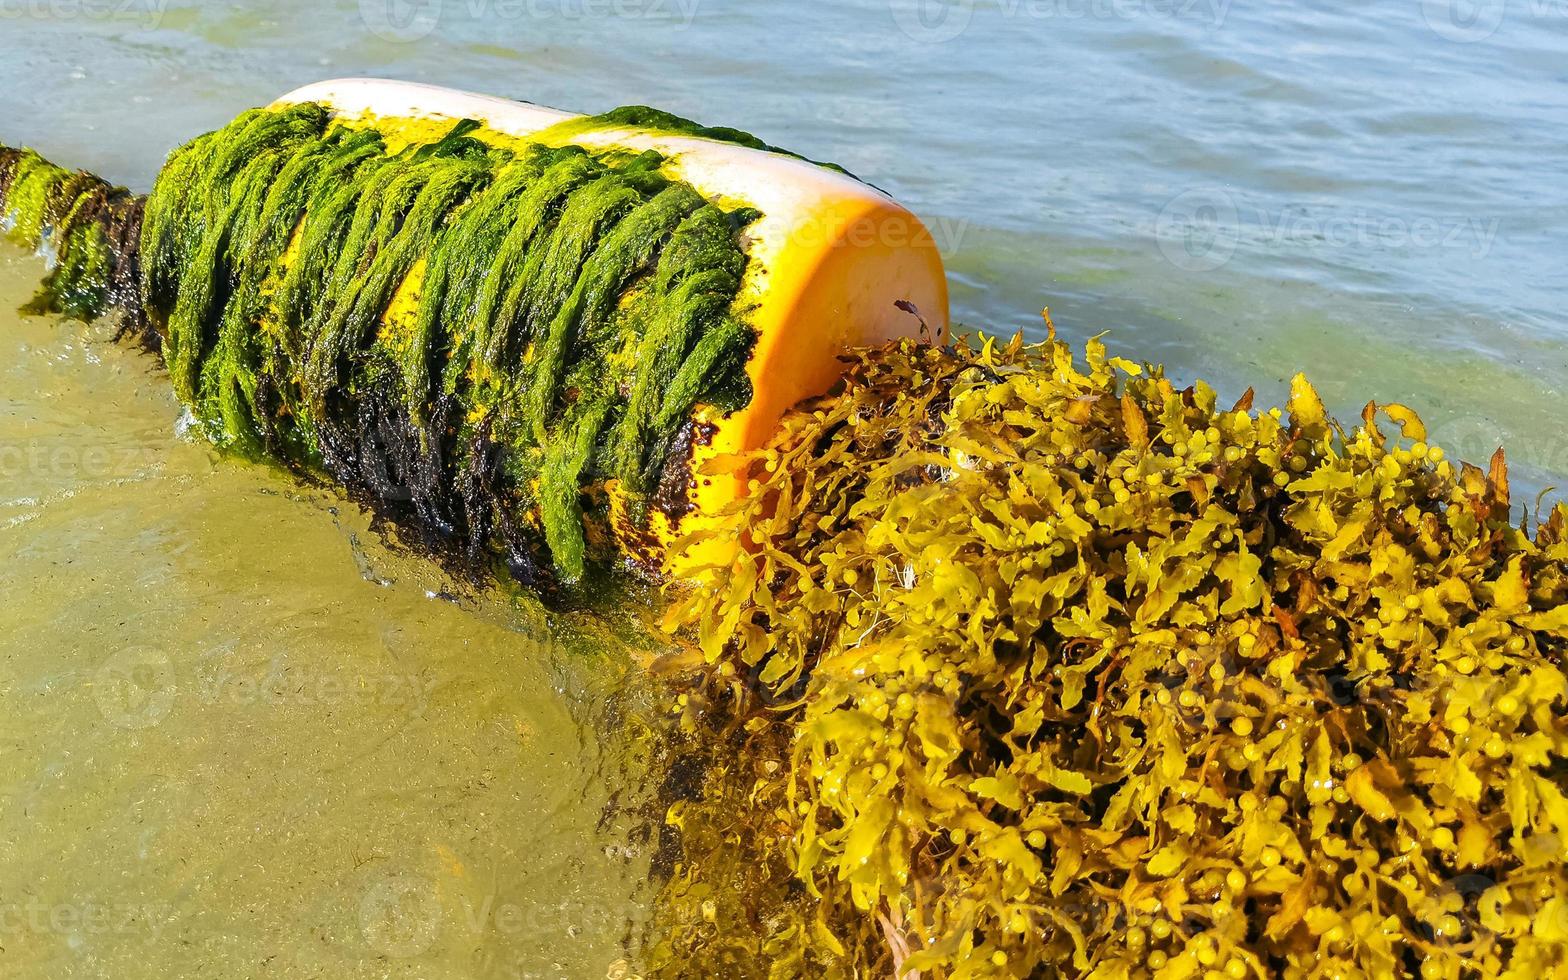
653;329;1568;978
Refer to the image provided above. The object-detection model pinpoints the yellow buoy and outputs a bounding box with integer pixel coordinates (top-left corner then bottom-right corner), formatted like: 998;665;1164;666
273;79;949;561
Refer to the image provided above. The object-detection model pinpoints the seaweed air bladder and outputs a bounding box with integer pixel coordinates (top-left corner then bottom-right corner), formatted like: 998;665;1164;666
4;79;1568;979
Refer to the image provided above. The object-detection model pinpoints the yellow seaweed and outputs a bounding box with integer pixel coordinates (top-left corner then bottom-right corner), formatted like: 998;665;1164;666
652;324;1568;979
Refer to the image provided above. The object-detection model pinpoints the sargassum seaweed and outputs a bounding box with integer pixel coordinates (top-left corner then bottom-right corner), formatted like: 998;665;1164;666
653;327;1568;980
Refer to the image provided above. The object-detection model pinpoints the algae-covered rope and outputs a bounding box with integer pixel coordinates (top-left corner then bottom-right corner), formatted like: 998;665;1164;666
0;145;148;341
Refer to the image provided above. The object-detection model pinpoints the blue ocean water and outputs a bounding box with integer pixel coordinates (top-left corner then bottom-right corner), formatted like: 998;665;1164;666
2;0;1566;491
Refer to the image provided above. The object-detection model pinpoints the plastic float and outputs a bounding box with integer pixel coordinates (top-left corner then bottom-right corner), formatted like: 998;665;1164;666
269;80;950;563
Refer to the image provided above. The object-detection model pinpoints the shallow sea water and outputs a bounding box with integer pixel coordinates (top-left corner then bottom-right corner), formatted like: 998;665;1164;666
0;247;668;977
